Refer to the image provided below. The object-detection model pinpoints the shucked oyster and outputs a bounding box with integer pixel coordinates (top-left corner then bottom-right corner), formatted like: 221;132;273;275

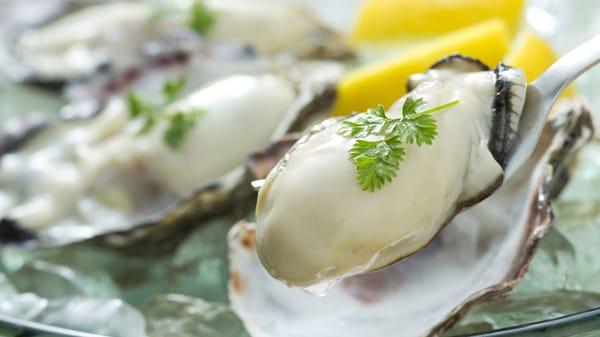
255;56;527;288
229;97;594;337
202;0;350;59
64;46;290;115
13;2;162;82
0;62;342;246
1;0;350;83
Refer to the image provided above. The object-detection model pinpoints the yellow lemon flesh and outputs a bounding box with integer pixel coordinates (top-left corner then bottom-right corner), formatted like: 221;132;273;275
332;19;511;116
352;0;525;43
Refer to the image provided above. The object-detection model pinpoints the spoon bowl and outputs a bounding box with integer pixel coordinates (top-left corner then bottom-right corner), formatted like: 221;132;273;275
506;33;600;177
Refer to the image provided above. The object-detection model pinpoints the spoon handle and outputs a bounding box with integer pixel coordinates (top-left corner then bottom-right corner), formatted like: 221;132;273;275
506;33;600;178
534;33;600;101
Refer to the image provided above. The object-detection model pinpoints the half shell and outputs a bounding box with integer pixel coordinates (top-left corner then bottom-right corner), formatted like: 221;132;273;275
0;61;343;248
0;0;352;85
228;98;593;337
253;58;527;287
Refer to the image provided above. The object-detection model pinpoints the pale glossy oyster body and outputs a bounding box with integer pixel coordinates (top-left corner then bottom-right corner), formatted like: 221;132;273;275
0;62;343;247
255;57;527;287
0;0;351;85
229;98;593;337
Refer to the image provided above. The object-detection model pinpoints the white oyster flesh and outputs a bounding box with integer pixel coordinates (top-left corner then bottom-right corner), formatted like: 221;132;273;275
14;0;336;81
256;70;522;288
231;177;539;337
205;0;319;54
140;75;295;196
64;51;281;105
0;74;295;233
16;2;158;80
229;100;592;337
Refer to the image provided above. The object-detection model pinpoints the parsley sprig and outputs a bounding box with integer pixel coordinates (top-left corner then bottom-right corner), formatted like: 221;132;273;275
163;109;203;149
127;77;204;150
188;0;216;35
338;97;460;192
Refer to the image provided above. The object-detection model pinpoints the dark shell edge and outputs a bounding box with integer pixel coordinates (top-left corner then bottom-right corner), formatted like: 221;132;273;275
489;63;526;167
429;54;490;72
406;54;490;92
406;55;525;169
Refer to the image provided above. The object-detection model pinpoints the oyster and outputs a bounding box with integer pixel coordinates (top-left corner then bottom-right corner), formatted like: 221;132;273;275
13;2;162;82
0;62;343;246
1;0;351;84
203;0;351;59
255;56;527;288
63;46;286;115
229;98;594;337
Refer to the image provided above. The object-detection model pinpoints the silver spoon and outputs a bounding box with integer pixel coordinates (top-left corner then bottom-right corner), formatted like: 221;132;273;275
505;33;600;177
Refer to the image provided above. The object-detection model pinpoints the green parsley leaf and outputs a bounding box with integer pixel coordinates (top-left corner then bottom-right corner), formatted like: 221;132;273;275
127;77;205;149
337;98;460;191
388;110;438;146
401;96;426;117
163;77;186;104
188;0;216;35
127;92;144;118
127;92;157;135
348;137;405;192
338;106;387;138
163;109;204;149
138;113;156;135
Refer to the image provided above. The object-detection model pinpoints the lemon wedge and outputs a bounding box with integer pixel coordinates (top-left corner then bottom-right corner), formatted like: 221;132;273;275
352;0;525;43
332;19;511;116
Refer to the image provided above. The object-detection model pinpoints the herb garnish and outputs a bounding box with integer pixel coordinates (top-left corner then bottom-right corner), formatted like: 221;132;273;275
163;110;203;149
127;77;204;150
188;0;216;35
338;98;460;192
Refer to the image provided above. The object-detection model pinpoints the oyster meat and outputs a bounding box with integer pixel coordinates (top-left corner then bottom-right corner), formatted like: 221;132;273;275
64;47;284;114
3;0;350;83
204;0;349;58
229;97;594;337
0;62;343;245
255;56;527;288
14;2;160;82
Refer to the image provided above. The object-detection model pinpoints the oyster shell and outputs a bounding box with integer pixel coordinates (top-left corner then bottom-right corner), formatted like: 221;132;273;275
228;98;594;337
0;62;343;247
0;0;351;84
254;57;527;287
